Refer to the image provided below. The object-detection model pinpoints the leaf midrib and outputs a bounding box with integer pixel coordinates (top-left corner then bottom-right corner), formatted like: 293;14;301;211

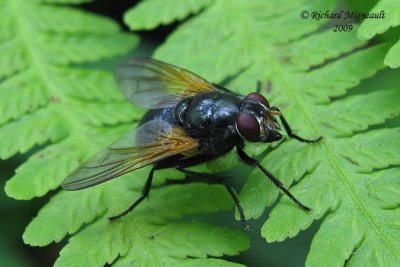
11;1;163;265
267;50;399;257
225;0;397;252
11;0;92;151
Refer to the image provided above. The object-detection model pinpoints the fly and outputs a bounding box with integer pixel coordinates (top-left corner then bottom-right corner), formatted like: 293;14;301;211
62;58;322;229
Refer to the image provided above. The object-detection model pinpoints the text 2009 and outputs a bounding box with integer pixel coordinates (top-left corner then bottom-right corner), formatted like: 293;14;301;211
334;24;353;32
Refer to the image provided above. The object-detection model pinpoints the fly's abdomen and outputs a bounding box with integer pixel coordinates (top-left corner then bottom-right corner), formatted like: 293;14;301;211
139;108;174;126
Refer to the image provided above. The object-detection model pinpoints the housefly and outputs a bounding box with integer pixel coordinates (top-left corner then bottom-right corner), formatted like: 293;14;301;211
62;58;322;228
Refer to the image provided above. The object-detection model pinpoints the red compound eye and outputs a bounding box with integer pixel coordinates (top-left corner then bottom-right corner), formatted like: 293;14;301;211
236;113;260;141
247;92;270;107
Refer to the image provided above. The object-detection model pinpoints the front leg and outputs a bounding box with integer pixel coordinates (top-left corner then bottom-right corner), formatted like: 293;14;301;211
256;80;272;94
271;107;322;143
236;146;311;211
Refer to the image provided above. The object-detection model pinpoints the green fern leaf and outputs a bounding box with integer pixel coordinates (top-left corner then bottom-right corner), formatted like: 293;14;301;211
385;39;400;68
0;0;137;200
4;0;400;266
152;0;400;266
25;182;249;266
357;0;400;68
37;0;93;4
124;0;212;30
155;0;341;82
1;1;249;266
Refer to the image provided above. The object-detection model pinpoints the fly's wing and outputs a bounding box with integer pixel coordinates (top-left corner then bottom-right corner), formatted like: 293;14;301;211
62;120;199;190
114;58;217;109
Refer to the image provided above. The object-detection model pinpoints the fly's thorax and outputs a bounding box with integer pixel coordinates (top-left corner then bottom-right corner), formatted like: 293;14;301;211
173;92;242;137
173;97;192;125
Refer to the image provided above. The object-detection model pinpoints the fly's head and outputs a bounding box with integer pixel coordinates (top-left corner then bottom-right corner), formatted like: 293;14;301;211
235;92;282;143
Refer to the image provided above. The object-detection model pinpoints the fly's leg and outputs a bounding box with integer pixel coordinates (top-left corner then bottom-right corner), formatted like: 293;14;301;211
176;166;250;230
236;146;312;212
256;80;261;93
109;166;157;221
212;83;231;92
271;107;322;143
256;80;271;94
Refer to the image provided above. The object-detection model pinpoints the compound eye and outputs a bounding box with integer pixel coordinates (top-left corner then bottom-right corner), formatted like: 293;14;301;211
236;113;260;141
247;92;270;107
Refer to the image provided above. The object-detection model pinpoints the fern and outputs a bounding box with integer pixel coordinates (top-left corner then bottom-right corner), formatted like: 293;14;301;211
1;0;138;198
357;0;400;68
3;0;400;266
127;0;399;266
1;0;249;266
124;0;212;30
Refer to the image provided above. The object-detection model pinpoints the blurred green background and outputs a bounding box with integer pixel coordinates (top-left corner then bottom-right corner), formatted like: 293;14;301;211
1;0;398;266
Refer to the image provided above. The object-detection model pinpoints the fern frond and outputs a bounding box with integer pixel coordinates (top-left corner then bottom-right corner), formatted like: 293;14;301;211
385;38;400;68
357;0;400;68
37;0;93;4
0;0;137;199
4;0;399;266
124;0;212;30
153;0;400;266
1;1;250;266
155;0;339;82
25;182;249;266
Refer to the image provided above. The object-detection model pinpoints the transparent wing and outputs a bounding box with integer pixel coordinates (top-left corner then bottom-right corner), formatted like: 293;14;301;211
114;58;216;109
62;120;199;190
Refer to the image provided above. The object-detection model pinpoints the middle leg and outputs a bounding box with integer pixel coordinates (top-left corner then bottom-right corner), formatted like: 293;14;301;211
176;166;249;230
109;165;158;221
